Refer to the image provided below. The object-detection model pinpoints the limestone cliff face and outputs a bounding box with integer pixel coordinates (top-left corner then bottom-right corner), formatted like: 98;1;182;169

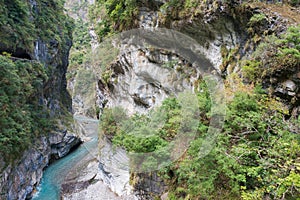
34;38;73;116
94;2;299;200
155;1;300;115
96;1;243;114
94;4;240;199
98;49;201;114
96;49;194;198
0;1;80;199
95;35;231;200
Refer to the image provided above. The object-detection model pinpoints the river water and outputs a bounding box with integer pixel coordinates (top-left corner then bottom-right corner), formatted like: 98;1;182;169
32;117;99;200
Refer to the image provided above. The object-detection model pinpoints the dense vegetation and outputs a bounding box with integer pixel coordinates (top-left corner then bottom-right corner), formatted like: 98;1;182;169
67;18;91;79
100;79;300;199
242;25;300;84
166;84;299;200
0;0;73;164
89;0;300;41
89;0;139;40
0;0;73;52
0;55;52;162
94;0;300;199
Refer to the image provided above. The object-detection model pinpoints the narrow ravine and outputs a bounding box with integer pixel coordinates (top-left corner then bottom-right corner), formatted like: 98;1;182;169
32;116;99;200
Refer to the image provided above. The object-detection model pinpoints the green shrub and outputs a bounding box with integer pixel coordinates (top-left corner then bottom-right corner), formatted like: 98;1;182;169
248;13;266;27
99;106;127;139
101;85;211;153
165;88;300;199
242;60;262;82
89;0;138;39
242;25;300;81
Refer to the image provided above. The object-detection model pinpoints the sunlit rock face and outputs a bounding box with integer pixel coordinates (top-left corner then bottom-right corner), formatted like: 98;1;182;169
98;137;136;198
65;1;297;199
94;6;241;198
95;26;237;199
95;46;201;198
101;49;200;114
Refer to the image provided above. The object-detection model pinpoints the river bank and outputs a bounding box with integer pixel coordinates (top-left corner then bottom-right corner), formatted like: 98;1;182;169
32;116;123;200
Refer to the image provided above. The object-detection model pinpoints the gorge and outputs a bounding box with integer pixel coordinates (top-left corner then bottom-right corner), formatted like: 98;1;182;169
0;0;300;200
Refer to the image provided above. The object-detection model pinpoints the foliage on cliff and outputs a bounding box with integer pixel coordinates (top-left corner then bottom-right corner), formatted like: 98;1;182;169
68;19;91;68
0;55;52;162
89;0;300;41
101;85;210;152
166;83;299;200
94;0;300;199
100;81;300;199
67;18;92;83
89;0;139;40
242;25;300;82
0;0;73;163
0;0;73;53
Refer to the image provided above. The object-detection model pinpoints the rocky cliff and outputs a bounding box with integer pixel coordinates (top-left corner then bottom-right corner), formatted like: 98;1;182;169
0;1;81;199
64;0;100;118
92;1;299;199
0;132;81;200
3;1;295;199
92;2;240;199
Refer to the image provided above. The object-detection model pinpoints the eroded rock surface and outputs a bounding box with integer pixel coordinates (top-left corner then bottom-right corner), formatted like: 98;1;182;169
0;130;81;200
